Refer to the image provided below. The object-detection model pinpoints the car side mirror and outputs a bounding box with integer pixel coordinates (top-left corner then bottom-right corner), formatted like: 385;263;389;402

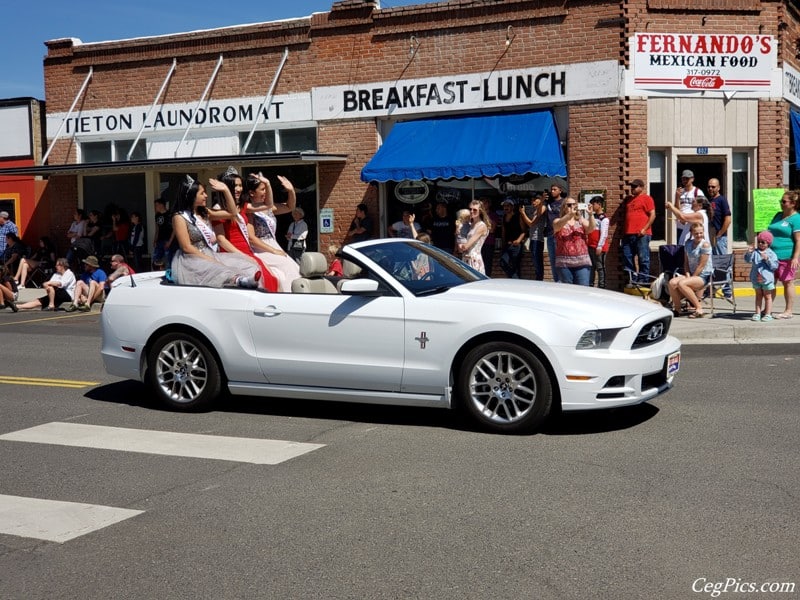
339;278;381;296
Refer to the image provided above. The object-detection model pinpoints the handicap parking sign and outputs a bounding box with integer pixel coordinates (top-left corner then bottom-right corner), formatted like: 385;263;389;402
320;208;334;234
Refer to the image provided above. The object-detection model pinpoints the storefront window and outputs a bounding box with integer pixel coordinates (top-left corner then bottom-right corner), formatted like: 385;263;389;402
731;152;749;242
117;139;147;161
240;131;276;154
81;139;146;163
82;142;112;163
280;128;317;152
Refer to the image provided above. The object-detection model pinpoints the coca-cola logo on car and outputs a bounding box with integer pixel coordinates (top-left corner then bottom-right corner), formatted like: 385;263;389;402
683;76;724;89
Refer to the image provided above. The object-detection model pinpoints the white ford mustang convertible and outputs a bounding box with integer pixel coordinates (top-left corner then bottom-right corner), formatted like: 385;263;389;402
101;239;680;433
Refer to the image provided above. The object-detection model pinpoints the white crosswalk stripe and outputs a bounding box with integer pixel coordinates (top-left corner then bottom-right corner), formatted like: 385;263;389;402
0;494;143;543
0;422;326;543
0;422;325;465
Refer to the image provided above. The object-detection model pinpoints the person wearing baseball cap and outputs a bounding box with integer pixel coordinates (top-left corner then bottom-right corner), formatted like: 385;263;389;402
622;178;655;283
675;169;705;240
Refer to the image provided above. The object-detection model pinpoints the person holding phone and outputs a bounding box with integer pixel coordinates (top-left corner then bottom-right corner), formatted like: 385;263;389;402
553;197;595;285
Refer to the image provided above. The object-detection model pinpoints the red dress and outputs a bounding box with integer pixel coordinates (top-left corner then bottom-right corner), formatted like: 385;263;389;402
221;212;279;292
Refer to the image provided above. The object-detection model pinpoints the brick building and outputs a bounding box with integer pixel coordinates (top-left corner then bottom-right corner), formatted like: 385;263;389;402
4;0;800;285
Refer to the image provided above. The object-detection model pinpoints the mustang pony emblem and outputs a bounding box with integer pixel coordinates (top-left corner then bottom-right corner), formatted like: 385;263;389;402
415;332;430;349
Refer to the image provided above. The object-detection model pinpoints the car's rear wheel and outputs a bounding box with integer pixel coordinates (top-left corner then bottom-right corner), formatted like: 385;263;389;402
146;332;221;411
458;341;553;433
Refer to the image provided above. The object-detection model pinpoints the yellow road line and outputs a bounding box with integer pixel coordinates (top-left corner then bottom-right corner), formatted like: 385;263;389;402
0;376;99;389
0;312;96;326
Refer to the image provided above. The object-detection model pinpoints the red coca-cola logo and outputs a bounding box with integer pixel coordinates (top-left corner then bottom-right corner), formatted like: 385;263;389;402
683;76;724;89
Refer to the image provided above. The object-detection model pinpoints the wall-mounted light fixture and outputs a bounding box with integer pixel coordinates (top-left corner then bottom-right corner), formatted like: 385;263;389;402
505;25;515;47
409;35;420;58
701;16;708;26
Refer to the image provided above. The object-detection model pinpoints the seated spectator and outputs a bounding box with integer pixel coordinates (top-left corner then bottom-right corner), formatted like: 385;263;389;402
68;255;108;312
104;254;136;293
1;265;19;312
15;258;76;311
3;232;27;274
667;222;713;318
15;236;58;288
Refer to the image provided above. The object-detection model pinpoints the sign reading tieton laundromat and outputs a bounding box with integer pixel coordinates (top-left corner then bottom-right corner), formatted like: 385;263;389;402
46;93;313;138
632;33;777;92
312;60;620;120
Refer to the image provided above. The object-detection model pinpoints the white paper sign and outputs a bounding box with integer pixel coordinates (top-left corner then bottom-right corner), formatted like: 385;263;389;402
632;33;777;92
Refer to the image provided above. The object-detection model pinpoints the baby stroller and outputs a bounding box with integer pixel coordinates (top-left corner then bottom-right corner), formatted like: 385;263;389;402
67;237;95;272
649;244;685;306
624;244;684;306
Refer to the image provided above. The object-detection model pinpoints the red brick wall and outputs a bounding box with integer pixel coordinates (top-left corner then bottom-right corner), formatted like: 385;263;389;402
39;0;800;282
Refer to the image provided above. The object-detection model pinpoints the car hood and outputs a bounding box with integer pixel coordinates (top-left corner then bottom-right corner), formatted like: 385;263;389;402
441;279;668;328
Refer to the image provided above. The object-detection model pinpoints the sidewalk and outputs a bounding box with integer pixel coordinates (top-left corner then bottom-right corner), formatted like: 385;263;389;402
7;282;800;346
651;282;800;345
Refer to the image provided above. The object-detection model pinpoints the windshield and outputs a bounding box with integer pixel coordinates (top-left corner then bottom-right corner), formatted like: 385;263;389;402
357;241;485;295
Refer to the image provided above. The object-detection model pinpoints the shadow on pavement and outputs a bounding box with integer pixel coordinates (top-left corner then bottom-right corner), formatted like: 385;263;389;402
86;380;660;436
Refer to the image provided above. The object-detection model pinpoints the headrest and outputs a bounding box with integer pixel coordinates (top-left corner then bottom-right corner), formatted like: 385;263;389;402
342;260;362;278
298;252;328;277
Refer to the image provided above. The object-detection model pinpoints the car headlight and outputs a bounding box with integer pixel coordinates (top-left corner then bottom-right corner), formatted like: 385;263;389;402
576;329;620;350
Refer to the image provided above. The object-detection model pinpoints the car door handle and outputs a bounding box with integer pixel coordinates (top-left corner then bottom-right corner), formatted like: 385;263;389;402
254;305;282;317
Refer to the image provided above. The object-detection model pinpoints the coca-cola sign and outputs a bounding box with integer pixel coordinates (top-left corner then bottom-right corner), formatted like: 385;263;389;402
683;76;724;89
632;33;776;94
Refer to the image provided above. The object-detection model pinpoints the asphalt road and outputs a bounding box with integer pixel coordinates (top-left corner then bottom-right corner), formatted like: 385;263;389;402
0;313;797;600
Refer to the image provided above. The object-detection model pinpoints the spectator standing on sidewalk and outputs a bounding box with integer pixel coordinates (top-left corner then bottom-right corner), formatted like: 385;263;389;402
675;169;705;241
707;178;732;299
152;198;174;269
587;195;609;288
621;179;655;283
767;190;800;319
543;184;564;282
744;231;779;322
0;211;18;257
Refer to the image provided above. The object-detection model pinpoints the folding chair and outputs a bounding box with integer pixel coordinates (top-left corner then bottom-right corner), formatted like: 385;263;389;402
703;253;736;316
27;262;54;288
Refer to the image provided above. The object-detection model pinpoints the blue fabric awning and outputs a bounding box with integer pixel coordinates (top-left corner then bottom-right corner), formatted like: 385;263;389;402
792;109;800;169
360;110;566;183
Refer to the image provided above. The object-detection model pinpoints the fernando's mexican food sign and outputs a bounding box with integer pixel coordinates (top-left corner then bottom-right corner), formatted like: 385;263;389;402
632;33;777;92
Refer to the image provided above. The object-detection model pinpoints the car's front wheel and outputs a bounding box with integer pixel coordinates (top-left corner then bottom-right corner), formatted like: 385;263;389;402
146;332;222;411
458;342;553;433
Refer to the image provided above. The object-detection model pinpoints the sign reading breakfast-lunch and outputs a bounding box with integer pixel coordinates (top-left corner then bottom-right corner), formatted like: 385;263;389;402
632;33;777;92
312;60;620;120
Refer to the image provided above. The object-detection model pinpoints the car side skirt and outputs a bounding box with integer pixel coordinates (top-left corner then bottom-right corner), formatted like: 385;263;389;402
228;382;452;409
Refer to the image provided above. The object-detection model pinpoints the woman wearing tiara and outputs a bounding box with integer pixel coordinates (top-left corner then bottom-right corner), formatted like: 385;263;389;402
244;173;301;289
169;175;261;289
213;167;280;292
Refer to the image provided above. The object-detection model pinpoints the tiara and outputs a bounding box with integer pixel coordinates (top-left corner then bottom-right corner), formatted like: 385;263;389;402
223;166;239;178
185;174;195;186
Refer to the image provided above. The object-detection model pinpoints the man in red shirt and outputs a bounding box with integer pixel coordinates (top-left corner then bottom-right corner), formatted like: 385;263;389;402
622;179;656;283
